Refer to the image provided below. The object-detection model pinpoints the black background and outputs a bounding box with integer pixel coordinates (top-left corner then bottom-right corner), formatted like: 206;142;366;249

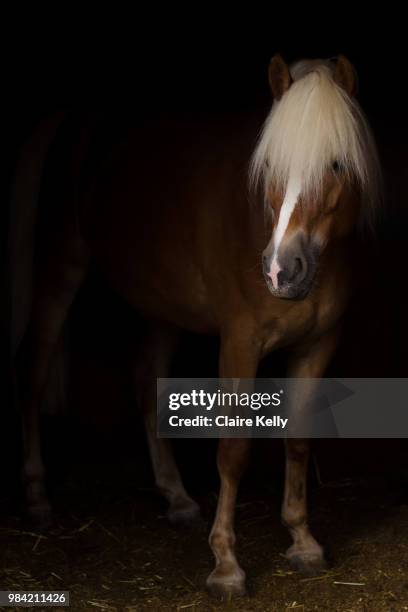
1;14;408;502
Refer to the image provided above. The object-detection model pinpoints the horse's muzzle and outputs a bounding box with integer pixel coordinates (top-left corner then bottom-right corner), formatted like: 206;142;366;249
262;240;318;300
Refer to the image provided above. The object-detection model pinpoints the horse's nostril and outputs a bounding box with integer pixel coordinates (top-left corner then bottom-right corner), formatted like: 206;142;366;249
278;257;305;287
292;257;302;279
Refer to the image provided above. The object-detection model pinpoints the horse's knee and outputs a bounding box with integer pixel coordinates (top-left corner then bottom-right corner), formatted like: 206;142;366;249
286;439;309;461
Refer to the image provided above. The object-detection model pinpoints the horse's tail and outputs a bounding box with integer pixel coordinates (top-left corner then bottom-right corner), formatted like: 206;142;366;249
8;112;68;413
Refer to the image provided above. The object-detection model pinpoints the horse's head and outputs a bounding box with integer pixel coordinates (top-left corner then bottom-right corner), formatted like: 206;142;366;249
251;55;381;300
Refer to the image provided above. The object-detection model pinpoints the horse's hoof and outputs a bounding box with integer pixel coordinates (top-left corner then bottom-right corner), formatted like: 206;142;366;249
167;501;203;528
206;569;247;599
287;552;328;576
25;504;53;531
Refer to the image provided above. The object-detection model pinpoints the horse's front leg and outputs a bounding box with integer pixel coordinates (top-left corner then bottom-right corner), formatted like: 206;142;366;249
282;329;339;576
206;327;260;598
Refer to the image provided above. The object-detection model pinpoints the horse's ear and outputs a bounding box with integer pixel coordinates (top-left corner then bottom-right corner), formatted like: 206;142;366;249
268;54;292;100
334;55;357;97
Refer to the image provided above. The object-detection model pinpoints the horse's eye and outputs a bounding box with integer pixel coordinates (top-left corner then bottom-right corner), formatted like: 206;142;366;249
332;161;340;173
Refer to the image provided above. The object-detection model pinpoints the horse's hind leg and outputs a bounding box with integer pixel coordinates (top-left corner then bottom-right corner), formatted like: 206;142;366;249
133;326;201;526
17;247;89;527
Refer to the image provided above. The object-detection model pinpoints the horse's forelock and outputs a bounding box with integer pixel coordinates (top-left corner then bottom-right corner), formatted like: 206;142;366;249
250;59;382;228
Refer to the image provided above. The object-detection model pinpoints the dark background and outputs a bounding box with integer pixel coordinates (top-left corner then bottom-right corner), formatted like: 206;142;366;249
1;17;408;511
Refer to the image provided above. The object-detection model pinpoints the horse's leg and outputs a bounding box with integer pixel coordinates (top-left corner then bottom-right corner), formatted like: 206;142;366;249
206;328;260;598
17;249;89;527
134;326;200;526
282;330;338;575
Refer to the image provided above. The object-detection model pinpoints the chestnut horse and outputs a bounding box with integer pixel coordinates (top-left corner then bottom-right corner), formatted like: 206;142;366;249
10;55;381;597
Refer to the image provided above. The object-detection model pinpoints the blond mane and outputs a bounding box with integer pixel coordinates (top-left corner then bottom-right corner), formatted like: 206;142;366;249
250;59;382;225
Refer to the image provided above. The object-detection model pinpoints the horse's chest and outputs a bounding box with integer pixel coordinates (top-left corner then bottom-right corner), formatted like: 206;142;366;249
261;301;322;353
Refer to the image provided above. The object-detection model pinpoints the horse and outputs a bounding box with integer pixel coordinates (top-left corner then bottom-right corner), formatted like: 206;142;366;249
9;54;382;598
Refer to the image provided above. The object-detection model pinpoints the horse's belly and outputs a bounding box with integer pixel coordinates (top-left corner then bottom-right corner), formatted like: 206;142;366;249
96;247;218;334
137;298;218;334
132;278;218;334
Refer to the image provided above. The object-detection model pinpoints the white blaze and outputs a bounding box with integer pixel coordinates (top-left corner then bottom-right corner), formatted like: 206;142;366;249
268;173;301;289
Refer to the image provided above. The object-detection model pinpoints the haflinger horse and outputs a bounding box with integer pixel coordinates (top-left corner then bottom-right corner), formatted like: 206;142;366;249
10;55;381;597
